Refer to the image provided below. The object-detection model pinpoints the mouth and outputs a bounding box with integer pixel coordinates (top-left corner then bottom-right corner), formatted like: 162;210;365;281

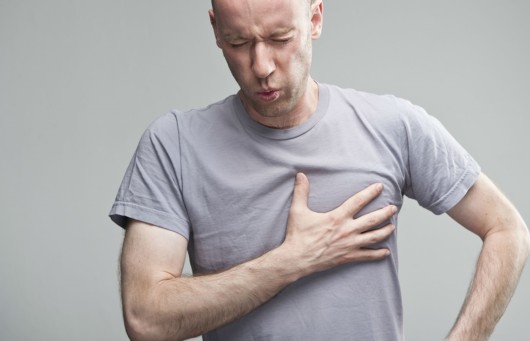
256;89;280;102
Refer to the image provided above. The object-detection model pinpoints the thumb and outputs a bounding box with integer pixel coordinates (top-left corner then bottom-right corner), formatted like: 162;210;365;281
291;172;309;209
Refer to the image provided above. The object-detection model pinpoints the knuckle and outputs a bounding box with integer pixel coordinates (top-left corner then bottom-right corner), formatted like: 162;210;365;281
367;235;379;245
349;221;362;234
367;215;378;226
374;230;387;242
363;228;389;245
327;211;342;226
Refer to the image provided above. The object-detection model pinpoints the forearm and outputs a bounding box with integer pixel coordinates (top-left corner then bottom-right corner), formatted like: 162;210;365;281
124;246;300;341
446;227;530;341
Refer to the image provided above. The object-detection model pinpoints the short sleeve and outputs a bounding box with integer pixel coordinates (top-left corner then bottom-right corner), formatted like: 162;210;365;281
399;99;481;215
109;112;190;239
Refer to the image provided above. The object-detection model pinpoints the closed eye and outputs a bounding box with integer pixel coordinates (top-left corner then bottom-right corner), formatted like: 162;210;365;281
271;37;292;45
229;41;248;48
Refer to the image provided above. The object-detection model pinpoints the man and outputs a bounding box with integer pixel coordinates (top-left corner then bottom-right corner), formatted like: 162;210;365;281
109;1;530;340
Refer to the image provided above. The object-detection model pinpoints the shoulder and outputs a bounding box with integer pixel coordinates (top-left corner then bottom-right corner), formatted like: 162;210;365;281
323;83;432;138
324;83;421;122
144;94;237;139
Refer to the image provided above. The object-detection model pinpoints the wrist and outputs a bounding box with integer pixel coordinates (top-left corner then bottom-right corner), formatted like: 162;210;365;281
258;245;306;284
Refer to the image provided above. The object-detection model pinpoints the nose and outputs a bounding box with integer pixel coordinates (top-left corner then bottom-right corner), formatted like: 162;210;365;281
251;42;275;79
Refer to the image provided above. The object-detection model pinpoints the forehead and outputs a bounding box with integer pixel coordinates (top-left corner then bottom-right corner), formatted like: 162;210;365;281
213;0;308;38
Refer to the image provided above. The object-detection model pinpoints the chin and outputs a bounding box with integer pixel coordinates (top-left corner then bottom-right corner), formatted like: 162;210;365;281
255;102;293;119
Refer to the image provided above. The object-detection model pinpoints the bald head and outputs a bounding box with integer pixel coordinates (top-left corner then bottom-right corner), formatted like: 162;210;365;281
211;0;316;13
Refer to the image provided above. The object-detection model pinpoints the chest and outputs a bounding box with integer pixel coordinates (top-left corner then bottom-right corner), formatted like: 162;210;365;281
180;114;406;273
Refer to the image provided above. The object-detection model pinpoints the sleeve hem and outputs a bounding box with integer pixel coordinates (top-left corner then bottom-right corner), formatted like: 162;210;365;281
427;157;481;215
109;202;190;240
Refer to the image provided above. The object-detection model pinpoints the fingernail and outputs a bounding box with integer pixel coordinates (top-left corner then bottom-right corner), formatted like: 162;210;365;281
391;205;398;214
376;183;383;191
296;172;305;182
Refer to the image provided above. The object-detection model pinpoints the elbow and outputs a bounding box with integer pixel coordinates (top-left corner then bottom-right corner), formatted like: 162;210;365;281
511;215;530;263
123;308;158;341
520;221;530;260
123;305;188;341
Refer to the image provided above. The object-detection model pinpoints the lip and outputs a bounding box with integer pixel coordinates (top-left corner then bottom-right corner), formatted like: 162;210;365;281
256;89;280;102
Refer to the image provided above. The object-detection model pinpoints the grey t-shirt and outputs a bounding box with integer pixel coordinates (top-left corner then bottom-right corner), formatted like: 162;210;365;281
110;83;480;340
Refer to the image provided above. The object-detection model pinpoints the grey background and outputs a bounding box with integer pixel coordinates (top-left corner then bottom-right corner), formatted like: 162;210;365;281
1;0;528;340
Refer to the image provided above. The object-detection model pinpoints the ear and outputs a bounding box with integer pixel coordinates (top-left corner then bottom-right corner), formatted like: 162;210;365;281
310;0;324;39
208;9;221;48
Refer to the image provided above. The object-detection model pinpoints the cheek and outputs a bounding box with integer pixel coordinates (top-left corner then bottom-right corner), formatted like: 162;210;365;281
282;48;310;79
223;52;249;79
284;38;311;67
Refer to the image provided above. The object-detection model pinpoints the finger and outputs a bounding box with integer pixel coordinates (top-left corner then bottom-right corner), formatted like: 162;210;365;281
290;172;309;210
345;247;391;262
351;205;397;233
335;183;384;218
355;223;395;248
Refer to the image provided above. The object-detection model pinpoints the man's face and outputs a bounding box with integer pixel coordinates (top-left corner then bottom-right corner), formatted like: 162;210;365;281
210;0;323;123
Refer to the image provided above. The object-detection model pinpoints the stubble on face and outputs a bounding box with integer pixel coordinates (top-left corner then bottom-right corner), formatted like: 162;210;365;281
238;30;313;121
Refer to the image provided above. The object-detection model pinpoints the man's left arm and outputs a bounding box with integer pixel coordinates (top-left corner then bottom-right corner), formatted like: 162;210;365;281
445;172;530;341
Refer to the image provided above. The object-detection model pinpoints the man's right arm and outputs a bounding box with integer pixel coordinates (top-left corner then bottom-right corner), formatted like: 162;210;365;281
120;173;397;341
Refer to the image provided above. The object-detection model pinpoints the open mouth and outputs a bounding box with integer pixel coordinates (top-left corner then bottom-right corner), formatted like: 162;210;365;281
256;89;280;102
